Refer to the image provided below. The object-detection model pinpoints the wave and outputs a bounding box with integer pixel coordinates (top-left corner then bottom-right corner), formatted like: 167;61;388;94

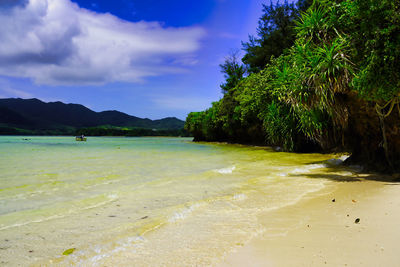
214;166;236;174
291;163;326;174
62;202;207;265
0;193;118;231
168;203;203;223
232;193;247;201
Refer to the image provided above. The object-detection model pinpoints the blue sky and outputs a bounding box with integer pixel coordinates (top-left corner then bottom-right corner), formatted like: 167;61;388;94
0;0;292;120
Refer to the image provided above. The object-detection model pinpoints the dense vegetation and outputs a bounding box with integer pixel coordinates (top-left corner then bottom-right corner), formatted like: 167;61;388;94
185;0;400;172
0;98;186;136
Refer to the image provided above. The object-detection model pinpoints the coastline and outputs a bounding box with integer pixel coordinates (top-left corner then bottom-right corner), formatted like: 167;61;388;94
218;175;400;266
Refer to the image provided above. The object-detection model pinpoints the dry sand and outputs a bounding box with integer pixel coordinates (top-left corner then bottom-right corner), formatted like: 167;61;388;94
218;175;400;267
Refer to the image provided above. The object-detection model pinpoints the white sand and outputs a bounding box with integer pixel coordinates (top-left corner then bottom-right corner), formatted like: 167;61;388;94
218;177;400;266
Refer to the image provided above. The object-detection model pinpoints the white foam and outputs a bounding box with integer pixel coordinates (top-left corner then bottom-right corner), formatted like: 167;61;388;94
215;166;236;174
232;193;247;201
88;236;145;265
292;164;326;174
292;167;309;174
326;155;349;166
168;203;201;223
308;164;326;169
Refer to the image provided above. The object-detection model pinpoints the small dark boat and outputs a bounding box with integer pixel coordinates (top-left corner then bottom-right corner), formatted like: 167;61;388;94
76;136;87;141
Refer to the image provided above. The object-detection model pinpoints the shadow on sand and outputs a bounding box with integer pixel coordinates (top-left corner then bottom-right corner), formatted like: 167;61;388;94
289;159;400;184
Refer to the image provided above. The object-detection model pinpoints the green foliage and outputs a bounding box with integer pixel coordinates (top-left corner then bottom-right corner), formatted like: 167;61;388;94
272;2;353;147
263;101;296;150
235;69;273;123
220;51;247;93
242;0;311;73
185;101;223;141
341;0;400;101
186;0;400;155
295;6;328;41
184;112;205;139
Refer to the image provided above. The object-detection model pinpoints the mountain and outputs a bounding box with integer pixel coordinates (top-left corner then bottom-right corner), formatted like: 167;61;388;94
0;98;185;134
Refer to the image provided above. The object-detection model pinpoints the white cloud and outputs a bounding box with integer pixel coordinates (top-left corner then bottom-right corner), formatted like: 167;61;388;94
0;0;205;85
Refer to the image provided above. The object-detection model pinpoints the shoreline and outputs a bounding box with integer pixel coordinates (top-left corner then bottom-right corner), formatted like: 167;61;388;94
218;176;400;266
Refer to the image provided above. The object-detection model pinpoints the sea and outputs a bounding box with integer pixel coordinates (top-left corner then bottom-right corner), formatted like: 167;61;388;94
0;136;349;266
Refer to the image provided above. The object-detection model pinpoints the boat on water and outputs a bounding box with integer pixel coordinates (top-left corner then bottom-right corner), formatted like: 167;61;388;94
76;136;87;141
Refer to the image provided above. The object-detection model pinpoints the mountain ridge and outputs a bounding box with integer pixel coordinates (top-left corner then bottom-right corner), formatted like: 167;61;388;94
0;98;184;134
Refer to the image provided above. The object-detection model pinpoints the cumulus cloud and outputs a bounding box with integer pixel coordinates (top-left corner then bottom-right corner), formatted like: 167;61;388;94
0;0;205;85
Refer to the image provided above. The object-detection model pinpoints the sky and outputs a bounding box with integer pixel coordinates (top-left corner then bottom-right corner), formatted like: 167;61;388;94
0;0;293;120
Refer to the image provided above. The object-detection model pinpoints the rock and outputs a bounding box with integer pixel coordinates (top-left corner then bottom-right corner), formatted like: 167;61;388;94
327;158;344;166
355;218;360;224
332;199;336;202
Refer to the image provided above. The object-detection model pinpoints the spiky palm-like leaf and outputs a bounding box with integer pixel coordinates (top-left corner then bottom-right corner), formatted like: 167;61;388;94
296;7;328;41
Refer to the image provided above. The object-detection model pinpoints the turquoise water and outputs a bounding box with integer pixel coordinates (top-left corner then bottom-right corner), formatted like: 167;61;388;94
0;136;344;266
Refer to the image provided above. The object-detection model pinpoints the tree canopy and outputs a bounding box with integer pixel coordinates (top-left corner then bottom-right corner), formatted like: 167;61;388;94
185;0;400;172
242;0;312;73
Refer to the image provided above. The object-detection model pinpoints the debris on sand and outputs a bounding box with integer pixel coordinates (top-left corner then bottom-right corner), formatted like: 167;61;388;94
62;248;76;256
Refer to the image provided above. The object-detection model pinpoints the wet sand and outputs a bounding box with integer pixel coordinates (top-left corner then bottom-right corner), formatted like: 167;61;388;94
219;176;400;267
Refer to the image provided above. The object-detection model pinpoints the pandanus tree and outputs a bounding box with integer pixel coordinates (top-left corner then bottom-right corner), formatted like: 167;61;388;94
273;3;353;149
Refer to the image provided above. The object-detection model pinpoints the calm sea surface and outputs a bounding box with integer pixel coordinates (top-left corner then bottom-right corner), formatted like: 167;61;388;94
0;136;346;266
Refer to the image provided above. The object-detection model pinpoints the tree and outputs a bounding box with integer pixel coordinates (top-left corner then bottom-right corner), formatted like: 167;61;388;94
185;0;400;172
242;0;312;73
340;0;400;168
219;50;247;94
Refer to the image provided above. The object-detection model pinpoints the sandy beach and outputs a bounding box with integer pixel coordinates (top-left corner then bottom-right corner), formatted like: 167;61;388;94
219;174;400;267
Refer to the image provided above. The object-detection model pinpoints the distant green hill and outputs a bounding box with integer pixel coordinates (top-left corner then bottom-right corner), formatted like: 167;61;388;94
0;98;185;135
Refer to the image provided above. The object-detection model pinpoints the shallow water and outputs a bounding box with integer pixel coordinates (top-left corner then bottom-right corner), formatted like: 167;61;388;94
0;136;348;266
